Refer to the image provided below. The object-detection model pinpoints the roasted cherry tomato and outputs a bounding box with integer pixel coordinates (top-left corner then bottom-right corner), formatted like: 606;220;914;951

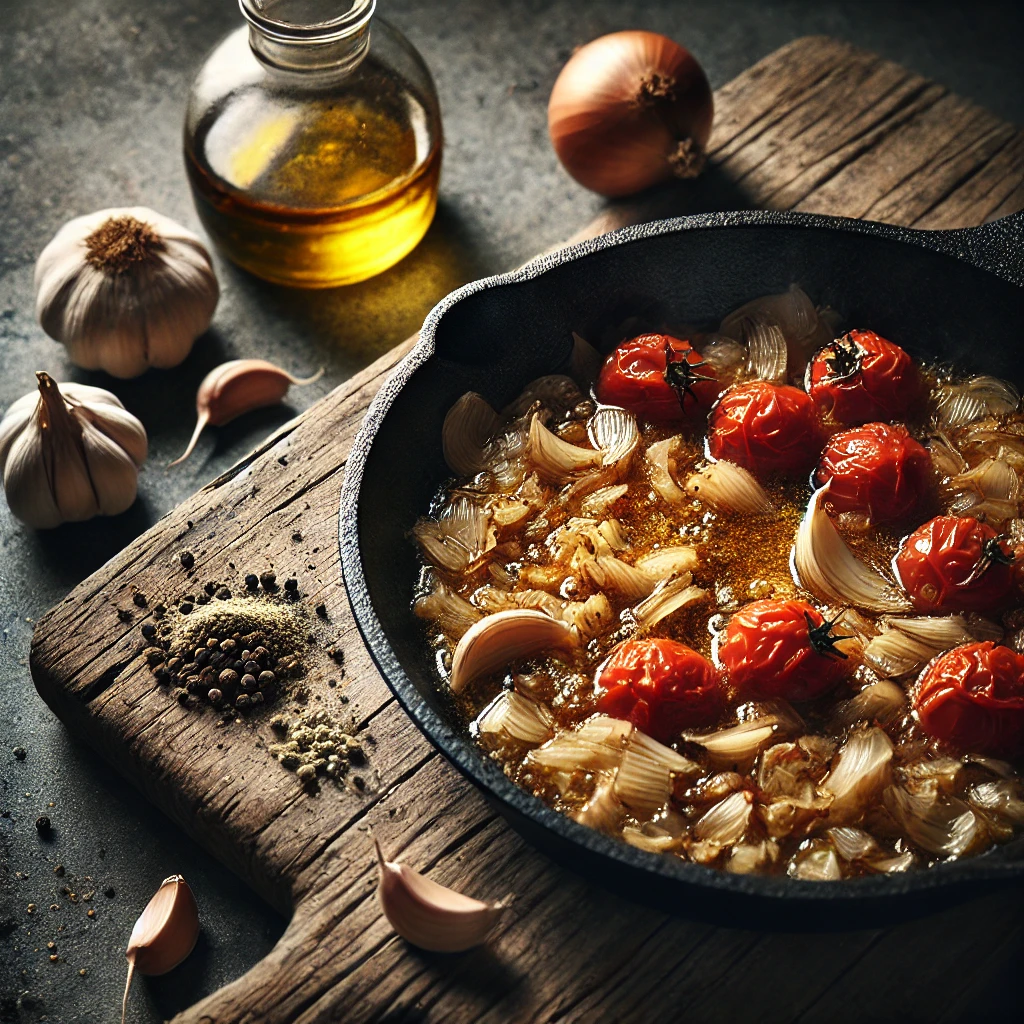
595;637;722;743
707;381;822;478
596;334;719;424
914;642;1024;757
806;329;922;425
894;515;1016;614
718;599;853;702
815;422;933;525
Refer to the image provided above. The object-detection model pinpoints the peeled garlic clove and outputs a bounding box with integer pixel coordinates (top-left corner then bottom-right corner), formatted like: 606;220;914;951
122;875;199;1024
587;405;639;468
614;729;700;816
685;460;772;514
0;372;147;528
527;414;602;481
35;207;219;379
630;575;708;630
442;392;500;476
449;609;577;693
820;726;893;825
526;715;633;773
793;486;912;613
374;838;507;953
171;359;323;466
476;690;554;745
645;435;687;504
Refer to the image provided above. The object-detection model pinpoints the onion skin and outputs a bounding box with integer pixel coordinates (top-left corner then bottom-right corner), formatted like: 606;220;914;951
548;31;714;197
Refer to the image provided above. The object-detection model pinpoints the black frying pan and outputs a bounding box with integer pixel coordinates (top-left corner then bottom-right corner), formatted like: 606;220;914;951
339;209;1024;923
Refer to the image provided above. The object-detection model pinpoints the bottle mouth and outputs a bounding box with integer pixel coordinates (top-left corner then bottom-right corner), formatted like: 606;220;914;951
239;0;375;44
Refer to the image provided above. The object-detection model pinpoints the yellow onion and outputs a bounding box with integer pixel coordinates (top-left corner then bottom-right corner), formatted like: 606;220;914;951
547;31;714;197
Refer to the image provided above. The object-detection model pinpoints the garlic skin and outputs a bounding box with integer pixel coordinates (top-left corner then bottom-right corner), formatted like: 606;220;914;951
374;838;507;953
0;372;147;528
35;207;219;379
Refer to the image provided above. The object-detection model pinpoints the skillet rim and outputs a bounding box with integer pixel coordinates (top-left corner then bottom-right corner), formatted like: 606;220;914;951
339;208;1024;905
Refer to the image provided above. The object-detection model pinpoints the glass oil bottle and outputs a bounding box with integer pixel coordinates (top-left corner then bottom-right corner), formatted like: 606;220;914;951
184;0;442;288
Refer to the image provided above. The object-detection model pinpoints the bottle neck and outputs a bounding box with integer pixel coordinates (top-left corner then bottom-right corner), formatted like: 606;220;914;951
240;0;374;75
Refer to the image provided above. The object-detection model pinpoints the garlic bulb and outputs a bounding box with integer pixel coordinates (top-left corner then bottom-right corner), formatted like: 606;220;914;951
0;372;147;528
35;207;219;378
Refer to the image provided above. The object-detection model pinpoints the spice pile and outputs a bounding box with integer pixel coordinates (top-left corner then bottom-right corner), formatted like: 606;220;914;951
140;575;312;714
269;709;363;786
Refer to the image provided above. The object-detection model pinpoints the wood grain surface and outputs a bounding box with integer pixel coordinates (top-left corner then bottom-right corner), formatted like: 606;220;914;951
30;36;1024;1024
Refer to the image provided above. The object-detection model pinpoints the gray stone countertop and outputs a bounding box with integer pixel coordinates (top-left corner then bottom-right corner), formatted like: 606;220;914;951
2;1;1023;1021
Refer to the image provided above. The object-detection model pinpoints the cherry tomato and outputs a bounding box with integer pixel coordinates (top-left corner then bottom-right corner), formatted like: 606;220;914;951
718;599;853;702
894;515;1016;614
707;381;822;478
806;329;922;425
596;334;718;423
595;637;722;743
815;422;933;525
914;642;1024;757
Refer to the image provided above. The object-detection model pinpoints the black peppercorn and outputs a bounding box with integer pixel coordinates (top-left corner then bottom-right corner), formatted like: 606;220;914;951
244;660;259;675
315;603;328;619
258;670;276;687
259;572;276;590
179;602;193;614
196;650;209;667
284;578;298;593
252;646;269;663
240;674;257;691
140;623;157;641
207;688;223;703
204;581;217;596
133;593;148;608
174;688;189;705
13;747;27;761
207;638;220;649
35;815;53;836
235;694;252;710
252;691;265;704
216;587;232;600
179;551;195;570
244;573;259;590
220;639;237;653
143;648;165;665
219;669;240;688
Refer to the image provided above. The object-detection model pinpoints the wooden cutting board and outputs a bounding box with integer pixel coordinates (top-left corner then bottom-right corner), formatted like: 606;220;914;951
30;37;1024;1024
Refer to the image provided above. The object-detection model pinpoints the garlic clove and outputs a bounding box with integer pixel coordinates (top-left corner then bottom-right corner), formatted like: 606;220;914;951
442;392;500;476
374;838;507;953
75;400;149;469
2;424;63;528
685;459;772;514
449;609;577;693
122;875;199;1024
587;405;639;468
527;414;603;481
170;359;323;466
79;418;139;516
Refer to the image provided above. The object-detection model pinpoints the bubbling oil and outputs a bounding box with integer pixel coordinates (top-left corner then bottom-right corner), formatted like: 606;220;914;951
185;59;440;288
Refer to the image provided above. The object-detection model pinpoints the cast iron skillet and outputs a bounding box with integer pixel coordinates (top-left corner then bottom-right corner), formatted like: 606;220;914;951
340;209;1024;923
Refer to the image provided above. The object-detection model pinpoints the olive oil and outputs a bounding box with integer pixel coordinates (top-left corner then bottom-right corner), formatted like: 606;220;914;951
186;67;440;288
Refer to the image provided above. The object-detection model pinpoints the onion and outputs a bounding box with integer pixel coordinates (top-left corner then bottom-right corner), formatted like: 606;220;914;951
547;31;714;197
793;486;912;612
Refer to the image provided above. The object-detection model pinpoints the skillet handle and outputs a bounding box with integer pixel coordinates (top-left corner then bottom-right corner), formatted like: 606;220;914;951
924;208;1024;288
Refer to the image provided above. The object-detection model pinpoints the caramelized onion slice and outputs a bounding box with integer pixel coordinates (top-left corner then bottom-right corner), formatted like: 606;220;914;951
794;487;912;612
